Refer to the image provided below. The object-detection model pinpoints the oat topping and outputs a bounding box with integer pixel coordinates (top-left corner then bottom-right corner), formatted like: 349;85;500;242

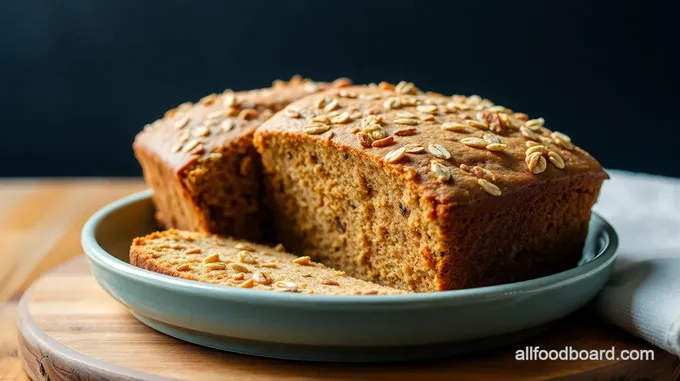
520;126;539;140
384;97;401;109
238;109;258;121
466;120;488;129
486;143;507;151
385;147;407;163
153;80;590;208
221;119;235;132
416;105;438;114
274;281;299;292
205;262;226;271
192;126;210;137
526;152;547;174
478;178;502;196
267;82;585;184
339;89;358;98
460;137;487;148
404;144;425;153
472;166;496;181
526;145;549;156
551;131;573;150
441;122;466;132
252;271;272;285
206;110;224;120
430;160;451;182
304;124;330;135
314;97;326;109
173;117;190;130
190;144;205;155
202;253;220;263
324;98;339;112
395;81;417;95
200;94;217;106
311;115;331;124
331;111;351;124
513;112;528;121
222;93;237;107
525;117;544;130
483;133;500;144
238;250;257;264
229;263;249;273
427;144;451;159
548;151;566;169
394;118;420;126
182;139;201;153
285;108;301;118
234;242;254;251
292;256;312;265
304;82;319;93
396;111;417;119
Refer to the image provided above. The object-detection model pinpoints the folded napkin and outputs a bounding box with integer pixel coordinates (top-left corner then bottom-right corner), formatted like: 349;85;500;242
593;169;680;356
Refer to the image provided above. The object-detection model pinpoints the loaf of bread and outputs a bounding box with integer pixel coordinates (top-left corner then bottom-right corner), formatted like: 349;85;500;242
130;230;406;295
133;76;351;241
253;82;608;291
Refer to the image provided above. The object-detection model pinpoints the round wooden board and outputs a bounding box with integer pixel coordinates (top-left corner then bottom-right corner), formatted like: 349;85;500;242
16;257;680;381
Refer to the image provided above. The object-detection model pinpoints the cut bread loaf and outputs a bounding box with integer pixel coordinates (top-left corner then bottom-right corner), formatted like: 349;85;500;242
134;79;608;292
253;82;608;291
133;76;351;241
130;230;407;295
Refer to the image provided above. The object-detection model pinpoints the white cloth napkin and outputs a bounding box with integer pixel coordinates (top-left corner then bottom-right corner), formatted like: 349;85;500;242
593;169;680;356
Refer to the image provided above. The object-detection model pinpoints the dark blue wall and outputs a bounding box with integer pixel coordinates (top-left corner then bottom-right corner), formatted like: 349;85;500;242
0;0;677;177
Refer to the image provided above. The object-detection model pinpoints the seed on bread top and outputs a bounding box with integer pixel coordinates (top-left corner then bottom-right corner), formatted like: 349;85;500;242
134;75;351;172
255;82;607;203
130;229;407;295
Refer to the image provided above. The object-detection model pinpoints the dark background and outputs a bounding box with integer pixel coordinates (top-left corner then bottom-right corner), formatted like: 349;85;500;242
1;1;677;177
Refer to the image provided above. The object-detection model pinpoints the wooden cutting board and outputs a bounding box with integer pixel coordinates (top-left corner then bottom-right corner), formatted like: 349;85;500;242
15;257;680;381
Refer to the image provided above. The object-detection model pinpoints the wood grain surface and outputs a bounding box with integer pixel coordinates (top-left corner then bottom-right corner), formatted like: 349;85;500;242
1;180;679;381
0;179;146;381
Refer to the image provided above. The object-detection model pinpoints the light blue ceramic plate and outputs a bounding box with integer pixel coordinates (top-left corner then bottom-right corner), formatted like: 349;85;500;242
81;190;618;362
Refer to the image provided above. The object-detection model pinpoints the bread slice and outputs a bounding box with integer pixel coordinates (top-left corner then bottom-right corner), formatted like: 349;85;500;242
253;82;608;291
130;230;407;295
133;76;351;241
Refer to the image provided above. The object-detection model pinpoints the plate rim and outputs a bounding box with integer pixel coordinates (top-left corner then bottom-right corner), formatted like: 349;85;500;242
82;189;618;307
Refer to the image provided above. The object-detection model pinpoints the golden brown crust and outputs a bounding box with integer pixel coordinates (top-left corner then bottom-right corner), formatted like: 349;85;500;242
254;83;608;205
134;76;348;175
130;229;407;295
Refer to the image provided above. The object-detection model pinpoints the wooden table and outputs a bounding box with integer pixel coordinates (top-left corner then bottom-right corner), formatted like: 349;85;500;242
0;179;678;381
0;179;146;380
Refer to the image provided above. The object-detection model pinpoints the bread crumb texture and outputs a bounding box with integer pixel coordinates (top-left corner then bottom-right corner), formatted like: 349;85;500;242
130;229;407;295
